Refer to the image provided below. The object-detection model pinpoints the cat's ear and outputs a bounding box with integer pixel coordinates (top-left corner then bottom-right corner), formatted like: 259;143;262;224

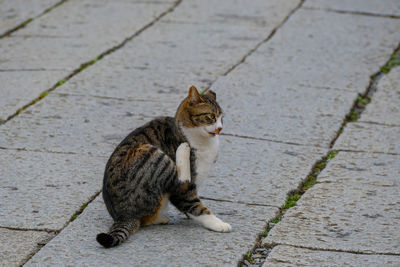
188;86;202;104
204;90;216;100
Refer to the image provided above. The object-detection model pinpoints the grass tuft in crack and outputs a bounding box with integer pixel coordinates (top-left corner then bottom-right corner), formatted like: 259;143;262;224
240;150;339;266
69;203;89;222
381;54;400;74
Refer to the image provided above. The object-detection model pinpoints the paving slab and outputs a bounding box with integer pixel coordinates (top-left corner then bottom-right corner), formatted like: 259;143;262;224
0;0;176;121
334;122;400;154
304;0;400;17
1;0;176;70
360;67;400;126
0;228;54;267
263;245;400;267
206;8;400;146
0;70;65;122
26;195;278;266
234;8;400;94
213;77;357;147
55;0;300;101
0;0;59;35
201;136;326;206
263;152;400;254
0;94;178;155
0;149;106;230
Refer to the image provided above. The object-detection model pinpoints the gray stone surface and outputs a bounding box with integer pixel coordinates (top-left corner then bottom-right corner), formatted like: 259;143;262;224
0;70;65;121
0;228;54;267
237;8;400;94
0;0;176;121
0;149;106;230
304;0;400;17
1;0;175;70
360;67;400;126
201;136;326;206
26;195;278;266
263;152;400;254
334;122;400;154
55;0;300;101
0;94;178;155
207;8;400;146
214;77;357;146
264;245;400;267
0;0;59;35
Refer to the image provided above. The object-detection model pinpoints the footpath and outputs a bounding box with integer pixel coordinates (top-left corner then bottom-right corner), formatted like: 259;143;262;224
0;0;399;266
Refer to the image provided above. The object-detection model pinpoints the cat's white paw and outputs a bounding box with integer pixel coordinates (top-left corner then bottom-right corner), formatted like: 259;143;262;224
190;214;232;233
176;142;191;182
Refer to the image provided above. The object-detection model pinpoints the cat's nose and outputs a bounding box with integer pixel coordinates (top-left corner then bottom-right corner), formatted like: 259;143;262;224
215;127;222;135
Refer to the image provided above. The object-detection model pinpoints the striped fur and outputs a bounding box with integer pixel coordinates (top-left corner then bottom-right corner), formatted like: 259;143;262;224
97;86;230;248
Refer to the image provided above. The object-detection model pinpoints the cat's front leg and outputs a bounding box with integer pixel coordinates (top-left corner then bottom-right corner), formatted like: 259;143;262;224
176;142;191;182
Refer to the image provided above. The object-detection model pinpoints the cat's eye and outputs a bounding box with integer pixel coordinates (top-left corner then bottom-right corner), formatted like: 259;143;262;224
208;114;215;120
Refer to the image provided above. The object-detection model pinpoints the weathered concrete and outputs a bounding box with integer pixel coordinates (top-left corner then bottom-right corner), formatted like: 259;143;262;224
0;0;177;121
0;0;59;35
360;67;400;126
26;195;278;266
1;0;176;70
1;1;400;266
263;152;400;254
55;0;301;101
304;0;400;17
208;8;400;146
201;136;326;207
0;94;178;155
0;149;106;230
335;67;400;154
334;122;400;154
0;70;65;121
240;8;400;95
0;228;54;267
214;77;357;147
264;245;400;267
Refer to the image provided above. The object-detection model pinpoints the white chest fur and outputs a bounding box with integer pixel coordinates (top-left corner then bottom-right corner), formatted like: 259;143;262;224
180;125;220;186
192;136;219;186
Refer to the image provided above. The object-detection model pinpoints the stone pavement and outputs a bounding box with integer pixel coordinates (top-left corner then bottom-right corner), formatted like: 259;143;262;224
0;0;399;266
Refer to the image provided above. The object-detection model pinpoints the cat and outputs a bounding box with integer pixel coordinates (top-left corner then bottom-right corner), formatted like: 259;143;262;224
96;86;231;248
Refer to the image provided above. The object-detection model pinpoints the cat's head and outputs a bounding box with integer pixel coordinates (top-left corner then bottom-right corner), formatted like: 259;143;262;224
175;86;223;138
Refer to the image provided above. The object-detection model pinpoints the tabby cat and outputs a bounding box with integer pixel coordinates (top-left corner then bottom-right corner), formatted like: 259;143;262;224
96;86;231;248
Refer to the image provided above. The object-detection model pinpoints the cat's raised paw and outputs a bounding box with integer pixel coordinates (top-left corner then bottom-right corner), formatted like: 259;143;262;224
176;142;191;182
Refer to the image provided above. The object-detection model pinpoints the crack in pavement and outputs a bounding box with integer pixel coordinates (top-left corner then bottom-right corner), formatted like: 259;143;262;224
272;243;400;257
302;6;400;20
249;42;400;266
204;0;306;92
0;0;183;127
221;132;324;148
200;197;280;209
0;226;59;234
0;0;69;38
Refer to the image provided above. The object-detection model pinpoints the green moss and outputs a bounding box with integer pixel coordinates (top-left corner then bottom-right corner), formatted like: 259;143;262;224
282;194;301;210
381;53;400;74
56;79;66;86
327;150;338;160
346;111;359;122
356;95;370;107
39;91;49;99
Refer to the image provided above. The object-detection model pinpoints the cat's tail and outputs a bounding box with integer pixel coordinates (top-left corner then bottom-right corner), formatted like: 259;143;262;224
96;219;140;248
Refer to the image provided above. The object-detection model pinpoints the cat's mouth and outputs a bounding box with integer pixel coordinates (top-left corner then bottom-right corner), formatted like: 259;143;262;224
208;128;222;137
